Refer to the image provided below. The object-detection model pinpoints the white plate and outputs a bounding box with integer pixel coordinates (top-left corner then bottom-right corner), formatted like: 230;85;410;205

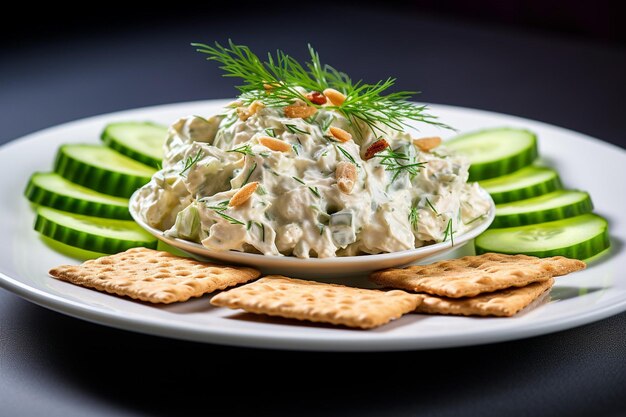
1;100;624;351
128;190;495;279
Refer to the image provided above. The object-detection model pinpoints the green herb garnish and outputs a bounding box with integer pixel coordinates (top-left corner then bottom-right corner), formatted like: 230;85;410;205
285;124;309;135
336;145;359;167
292;176;305;185
242;161;257;185
409;204;419;231
192;40;449;135
374;148;427;182
320;116;335;132
264;128;276;137
206;205;244;225
179;149;203;177
255;222;266;241
308;186;321;198
228;144;255;156
443;218;455;246
464;213;487;226
425;197;438;215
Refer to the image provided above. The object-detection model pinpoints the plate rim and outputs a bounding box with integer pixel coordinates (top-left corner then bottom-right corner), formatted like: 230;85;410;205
1;98;625;351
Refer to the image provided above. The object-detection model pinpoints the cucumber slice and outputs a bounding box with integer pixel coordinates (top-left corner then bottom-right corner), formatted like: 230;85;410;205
25;172;131;219
479;166;562;204
446;128;538;181
34;206;157;254
475;213;609;260
491;190;593;228
101;121;167;168
54;144;155;198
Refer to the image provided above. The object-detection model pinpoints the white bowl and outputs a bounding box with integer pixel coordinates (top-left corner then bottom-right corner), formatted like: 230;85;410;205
129;188;495;278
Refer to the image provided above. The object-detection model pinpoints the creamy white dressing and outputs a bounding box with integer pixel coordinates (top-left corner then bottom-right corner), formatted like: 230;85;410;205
133;102;491;258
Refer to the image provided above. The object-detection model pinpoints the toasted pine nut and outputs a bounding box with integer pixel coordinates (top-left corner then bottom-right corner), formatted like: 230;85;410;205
306;91;327;105
247;100;265;116
230;182;259;207
258;136;292;152
413;136;442;152
236;106;250;121
364;138;390;160
323;88;346;106
329;126;352;142
336;161;357;194
284;104;317;119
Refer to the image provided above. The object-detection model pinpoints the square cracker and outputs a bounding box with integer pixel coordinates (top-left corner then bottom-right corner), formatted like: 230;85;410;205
415;278;554;317
370;253;585;298
210;276;421;329
49;247;261;304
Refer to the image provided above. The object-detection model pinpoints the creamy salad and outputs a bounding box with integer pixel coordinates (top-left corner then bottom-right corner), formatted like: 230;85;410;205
134;96;491;258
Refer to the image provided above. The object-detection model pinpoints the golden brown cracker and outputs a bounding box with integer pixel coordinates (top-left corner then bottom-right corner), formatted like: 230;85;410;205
210;276;421;329
371;253;585;298
49;247;260;304
415;278;554;317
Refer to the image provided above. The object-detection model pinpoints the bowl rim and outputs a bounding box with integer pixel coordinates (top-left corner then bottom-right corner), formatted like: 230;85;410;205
129;187;495;265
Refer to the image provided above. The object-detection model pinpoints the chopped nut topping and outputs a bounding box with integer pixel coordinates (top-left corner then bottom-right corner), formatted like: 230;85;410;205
364;138;390;160
329;126;352;142
323;88;346;106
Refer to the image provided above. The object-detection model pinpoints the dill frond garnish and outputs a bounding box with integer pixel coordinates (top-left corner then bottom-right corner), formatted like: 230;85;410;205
192;40;450;135
335;145;359;167
285;124;309;135
320;115;335;132
292;176;305;185
409;204;419;231
425;197;438;215
227;144;255;156
242;161;257;185
464;213;487;226
206;205;244;225
442;218;455;246
179;149;203;177
374;148;427;182
308;186;321;198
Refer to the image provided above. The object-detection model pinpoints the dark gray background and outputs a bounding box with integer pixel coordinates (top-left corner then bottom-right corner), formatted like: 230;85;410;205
1;3;625;417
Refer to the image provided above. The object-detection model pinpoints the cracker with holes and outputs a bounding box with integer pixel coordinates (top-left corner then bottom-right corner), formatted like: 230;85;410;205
49;247;260;304
370;253;585;298
415;278;554;317
210;276;421;329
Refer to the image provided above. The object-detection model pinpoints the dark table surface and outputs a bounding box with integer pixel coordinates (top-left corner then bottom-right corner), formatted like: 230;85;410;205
1;5;626;417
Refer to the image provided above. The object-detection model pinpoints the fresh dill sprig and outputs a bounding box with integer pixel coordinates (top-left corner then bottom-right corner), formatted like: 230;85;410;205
409;204;419;231
264;128;276;137
192;40;450;135
308;186;321;198
425;197;438;215
464;213;487;226
336;145;359;167
442;218;455;246
179;150;203;177
206;205;245;225
242;162;257;185
292;144;301;155
320;116;335;132
292;176;305;185
285;124;309;135
248;221;266;241
374;148;427;182
228;144;255;156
